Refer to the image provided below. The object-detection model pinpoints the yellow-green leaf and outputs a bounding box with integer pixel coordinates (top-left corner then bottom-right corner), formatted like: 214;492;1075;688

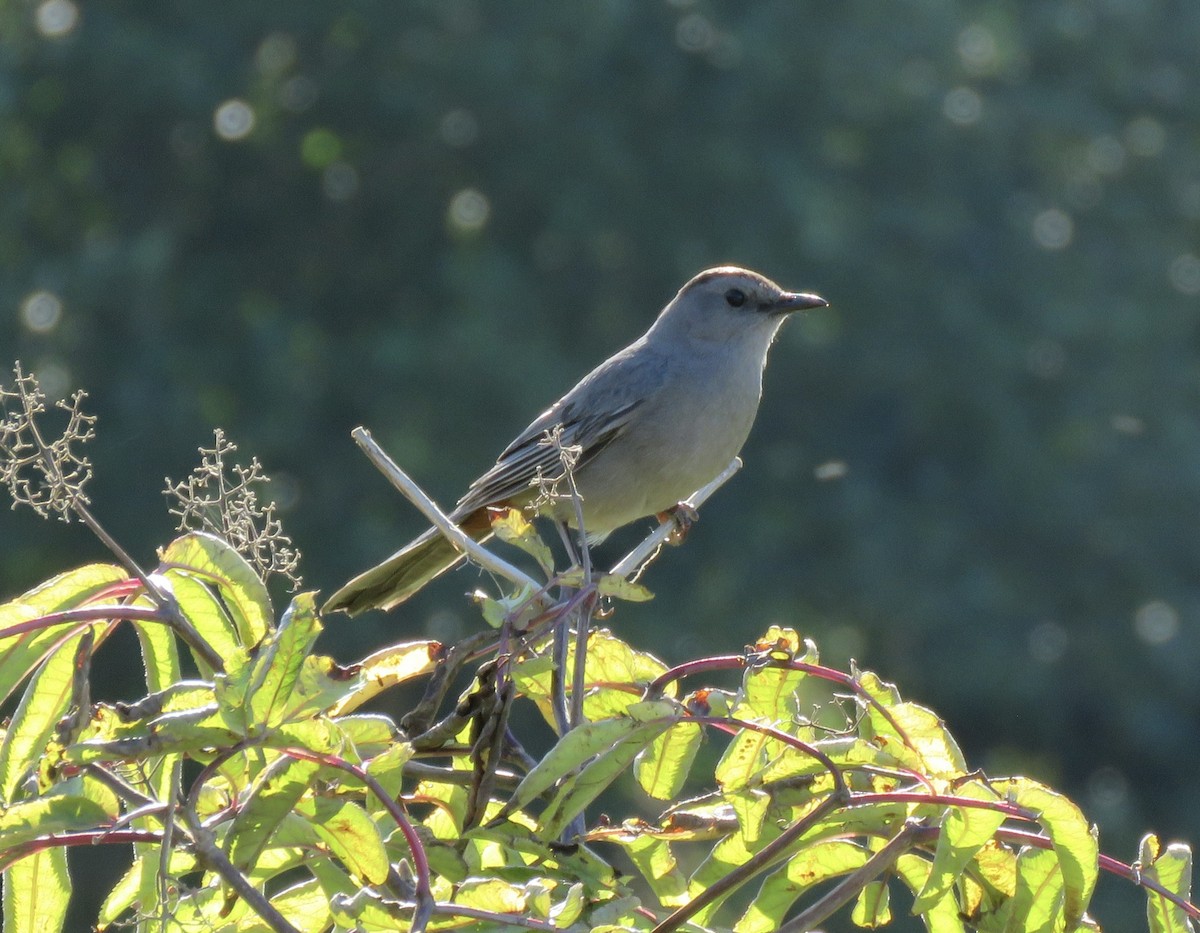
734;839;871;933
1141;834;1194;933
622;834;690;908
914;780;1007;912
226;756;321;874
893;853;969;933
329;639;441;716
1007;845;1064;932
634;719;701;800
853;879;892;927
302;797;389;884
996;777;1098;925
0;563;126;705
2;848;69;933
0;631;86;802
158;532;271;647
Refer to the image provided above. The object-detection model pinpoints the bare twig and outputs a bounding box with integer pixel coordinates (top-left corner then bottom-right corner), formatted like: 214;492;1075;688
351;427;543;597
777;820;926;933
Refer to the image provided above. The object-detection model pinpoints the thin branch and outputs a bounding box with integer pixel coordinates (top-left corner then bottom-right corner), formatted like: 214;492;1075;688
777;819;927;933
351;427;544;597
652;791;848;933
279;746;435;933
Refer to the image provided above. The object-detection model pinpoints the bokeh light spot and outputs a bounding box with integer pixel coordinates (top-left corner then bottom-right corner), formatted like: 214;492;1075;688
1167;253;1200;296
33;358;70;399
1028;620;1068;663
1134;600;1179;645
21;290;63;333
957;24;998;75
280;76;318;113
256;32;297;76
447;188;490;234
1032;208;1073;250
813;460;848;481
36;0;79;38
942;87;982;125
213;99;256;141
322;162;359;201
301;128;342;168
675;13;716;53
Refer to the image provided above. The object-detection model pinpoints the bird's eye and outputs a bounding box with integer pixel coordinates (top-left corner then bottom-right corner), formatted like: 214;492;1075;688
724;288;746;308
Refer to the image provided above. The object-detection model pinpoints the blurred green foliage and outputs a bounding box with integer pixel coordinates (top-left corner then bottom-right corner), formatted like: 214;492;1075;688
1;0;1198;924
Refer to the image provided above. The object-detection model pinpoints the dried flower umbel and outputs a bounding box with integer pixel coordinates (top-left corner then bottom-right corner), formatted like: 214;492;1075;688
165;428;302;589
0;362;96;521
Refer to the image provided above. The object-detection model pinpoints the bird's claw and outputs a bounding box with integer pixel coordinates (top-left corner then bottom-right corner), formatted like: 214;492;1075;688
658;502;699;545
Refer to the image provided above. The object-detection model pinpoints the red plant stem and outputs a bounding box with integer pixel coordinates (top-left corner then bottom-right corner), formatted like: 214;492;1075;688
648;654;915;749
0;829;162;872
278;747;434;933
688;714;848;797
999;827;1200;921
0;605;169;641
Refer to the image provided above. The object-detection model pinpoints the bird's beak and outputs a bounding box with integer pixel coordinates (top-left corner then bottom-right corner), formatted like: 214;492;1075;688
769;291;829;315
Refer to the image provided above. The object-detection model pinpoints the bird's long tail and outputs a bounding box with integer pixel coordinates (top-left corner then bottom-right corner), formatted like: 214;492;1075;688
321;508;493;616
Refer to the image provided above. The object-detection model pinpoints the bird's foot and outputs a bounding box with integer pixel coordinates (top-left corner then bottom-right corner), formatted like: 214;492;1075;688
657;502;699;545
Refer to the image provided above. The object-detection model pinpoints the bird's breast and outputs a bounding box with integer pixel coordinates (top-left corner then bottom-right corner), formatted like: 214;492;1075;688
569;351;765;534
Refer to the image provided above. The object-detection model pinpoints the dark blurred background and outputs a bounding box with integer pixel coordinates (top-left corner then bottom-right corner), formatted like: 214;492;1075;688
2;0;1198;926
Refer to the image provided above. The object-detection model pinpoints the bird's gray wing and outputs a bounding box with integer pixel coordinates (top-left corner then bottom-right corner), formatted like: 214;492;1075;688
454;343;665;514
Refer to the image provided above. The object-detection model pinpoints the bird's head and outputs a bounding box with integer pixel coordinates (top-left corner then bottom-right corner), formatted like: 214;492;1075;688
651;266;828;347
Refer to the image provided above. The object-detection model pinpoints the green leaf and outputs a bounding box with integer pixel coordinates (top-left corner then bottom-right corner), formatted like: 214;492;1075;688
226;755;321;874
734;839;870;932
329;639;441;716
1006;846;1064;932
621;834;689;908
2;848;69;933
550;882;586;928
453;877;528;914
509;699;679;814
510;629;671;726
490;507;555;575
862;698;967;777
236;877;333;933
995;777;1098;925
634;719;701;800
334;713;398;757
893;853;969;933
0;563;127;706
594;573;654;602
853;879;892;927
913;780;1007;912
158;532;271;647
0;793;113;858
277;654;359;722
538;713;679;840
159;569;248;677
365;741;414;805
240;593;321;730
0;631;86;802
1140;834;1195;933
132;598;181;694
729;788;772;845
300;797;390;884
97;848;196;930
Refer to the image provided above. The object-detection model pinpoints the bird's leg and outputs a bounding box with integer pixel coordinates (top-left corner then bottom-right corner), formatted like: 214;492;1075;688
554;518;581;569
549;521;576;736
657;502;700;546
